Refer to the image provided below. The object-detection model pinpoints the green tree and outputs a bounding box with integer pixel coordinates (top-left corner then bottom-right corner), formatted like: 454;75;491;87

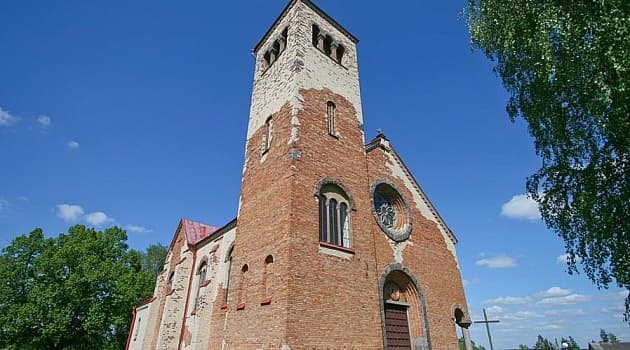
600;328;610;342
534;334;556;350
561;336;580;350
609;332;619;343
600;329;619;343
0;225;155;349
519;345;530;350
458;337;487;350
139;243;168;276
467;0;630;321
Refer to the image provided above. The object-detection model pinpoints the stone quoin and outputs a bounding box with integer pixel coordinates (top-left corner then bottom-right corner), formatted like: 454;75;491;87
126;1;471;349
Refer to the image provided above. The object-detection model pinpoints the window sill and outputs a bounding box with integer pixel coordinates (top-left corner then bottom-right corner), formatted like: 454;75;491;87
328;132;339;139
220;303;228;310
236;303;246;310
319;241;354;259
260;297;272;305
200;280;211;288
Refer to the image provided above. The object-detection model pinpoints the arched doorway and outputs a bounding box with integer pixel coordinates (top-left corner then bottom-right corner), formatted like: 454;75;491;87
380;265;431;350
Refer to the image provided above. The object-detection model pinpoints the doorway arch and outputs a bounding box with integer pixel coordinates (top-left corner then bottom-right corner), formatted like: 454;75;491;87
379;263;431;350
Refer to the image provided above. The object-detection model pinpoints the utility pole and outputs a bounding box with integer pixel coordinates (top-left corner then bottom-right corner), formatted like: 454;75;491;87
474;308;500;350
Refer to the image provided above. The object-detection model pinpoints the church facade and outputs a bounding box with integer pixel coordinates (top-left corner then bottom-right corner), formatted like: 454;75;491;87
126;1;472;349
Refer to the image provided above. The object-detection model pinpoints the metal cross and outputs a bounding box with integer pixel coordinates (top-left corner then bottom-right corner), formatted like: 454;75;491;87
474;308;500;350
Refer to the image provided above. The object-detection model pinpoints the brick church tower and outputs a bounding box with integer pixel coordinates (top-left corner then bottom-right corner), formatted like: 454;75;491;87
126;1;472;349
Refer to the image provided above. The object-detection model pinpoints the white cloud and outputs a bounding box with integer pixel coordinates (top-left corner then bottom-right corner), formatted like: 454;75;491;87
483;296;532;305
84;211;112;226
125;224;152;233
36;115;51;128
67;141;80;149
502;311;543;321
535;287;572;298
556;253;583;264
56;204;84;221
486;305;505;314
542;324;563;330
0;107;20;127
475;255;517;268
501;193;541;220
537;293;590;306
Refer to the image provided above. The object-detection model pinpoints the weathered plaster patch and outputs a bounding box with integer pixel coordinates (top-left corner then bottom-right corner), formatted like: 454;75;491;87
388;239;412;263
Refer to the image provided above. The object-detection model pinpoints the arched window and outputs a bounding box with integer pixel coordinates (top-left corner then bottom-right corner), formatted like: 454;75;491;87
167;271;175;292
238;264;248;307
327;101;336;136
312;24;320;47
263;255;274;299
224;246;233;303
193;261;208;311
336;44;345;64
318;183;351;248
263;116;272;153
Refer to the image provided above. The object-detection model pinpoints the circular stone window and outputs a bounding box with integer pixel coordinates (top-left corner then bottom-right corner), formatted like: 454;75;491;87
372;182;411;242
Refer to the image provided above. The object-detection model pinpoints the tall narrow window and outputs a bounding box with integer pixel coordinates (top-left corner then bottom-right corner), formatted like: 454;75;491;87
238;264;248;307
263;116;272;153
263;255;274;299
193;261;207;311
318;183;351;248
167;271;175;292
312;25;320;47
318;194;327;242
329;198;339;245
224;247;233;303
336;44;345;64
340;203;350;247
327;101;336;136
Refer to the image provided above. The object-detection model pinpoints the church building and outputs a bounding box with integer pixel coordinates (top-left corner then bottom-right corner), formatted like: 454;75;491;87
126;1;472;349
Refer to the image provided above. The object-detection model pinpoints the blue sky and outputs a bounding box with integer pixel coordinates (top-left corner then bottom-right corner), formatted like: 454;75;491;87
0;1;627;348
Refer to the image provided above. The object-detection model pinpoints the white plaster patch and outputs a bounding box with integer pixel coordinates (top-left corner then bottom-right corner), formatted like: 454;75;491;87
388;239;412;263
246;2;364;144
383;150;459;266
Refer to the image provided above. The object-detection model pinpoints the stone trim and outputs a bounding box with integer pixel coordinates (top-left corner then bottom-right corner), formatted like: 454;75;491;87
313;177;356;210
378;263;432;350
370;179;412;242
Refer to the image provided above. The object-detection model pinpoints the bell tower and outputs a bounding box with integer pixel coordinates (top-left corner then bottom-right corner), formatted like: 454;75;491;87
224;0;383;348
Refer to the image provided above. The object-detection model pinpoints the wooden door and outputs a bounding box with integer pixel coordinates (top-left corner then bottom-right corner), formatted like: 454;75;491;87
384;303;412;349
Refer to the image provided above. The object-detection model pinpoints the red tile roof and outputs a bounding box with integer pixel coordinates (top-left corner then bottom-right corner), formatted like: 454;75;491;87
181;219;218;246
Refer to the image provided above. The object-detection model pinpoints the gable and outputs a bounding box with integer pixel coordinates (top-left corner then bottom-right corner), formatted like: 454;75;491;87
366;135;458;259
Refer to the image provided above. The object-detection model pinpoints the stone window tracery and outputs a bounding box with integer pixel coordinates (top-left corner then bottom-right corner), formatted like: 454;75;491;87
372;181;412;242
319;183;351;248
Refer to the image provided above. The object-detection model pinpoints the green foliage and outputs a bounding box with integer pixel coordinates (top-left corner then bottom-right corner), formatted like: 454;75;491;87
519;345;530;350
534;334;556;350
561;336;580;350
0;226;156;350
601;329;610;342
459;337;486;350
467;0;630;321
600;328;619;343
139;243;168;276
